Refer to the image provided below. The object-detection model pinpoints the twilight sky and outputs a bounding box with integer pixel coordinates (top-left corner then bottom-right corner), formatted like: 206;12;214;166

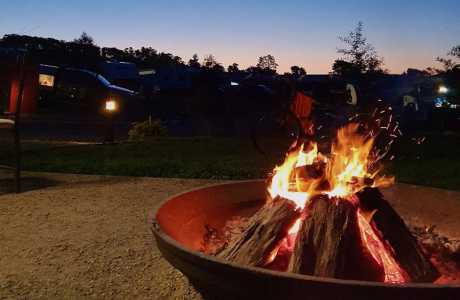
1;0;459;74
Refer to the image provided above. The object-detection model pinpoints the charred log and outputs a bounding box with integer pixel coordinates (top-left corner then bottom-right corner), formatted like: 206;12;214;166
288;195;383;280
295;161;325;180
216;196;300;267
358;187;440;282
294;162;330;192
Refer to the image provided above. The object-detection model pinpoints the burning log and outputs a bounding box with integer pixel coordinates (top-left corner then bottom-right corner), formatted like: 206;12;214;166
216;196;300;267
212;122;443;284
358;187;440;282
295;161;325;180
288;195;383;281
294;161;330;193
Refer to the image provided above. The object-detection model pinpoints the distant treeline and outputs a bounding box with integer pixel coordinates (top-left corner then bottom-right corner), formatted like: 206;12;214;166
0;34;187;71
0;33;306;77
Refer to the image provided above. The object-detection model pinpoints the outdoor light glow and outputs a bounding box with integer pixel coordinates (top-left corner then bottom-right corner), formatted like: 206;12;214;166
438;86;449;94
105;100;117;112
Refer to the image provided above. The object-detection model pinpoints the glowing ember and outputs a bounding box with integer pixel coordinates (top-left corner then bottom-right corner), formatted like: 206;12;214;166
265;230;299;271
357;210;409;283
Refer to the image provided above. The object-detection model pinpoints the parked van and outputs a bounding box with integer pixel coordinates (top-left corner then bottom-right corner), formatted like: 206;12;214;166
39;65;142;118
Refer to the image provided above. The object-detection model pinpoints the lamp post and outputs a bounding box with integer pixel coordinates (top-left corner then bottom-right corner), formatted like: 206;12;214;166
104;99;118;144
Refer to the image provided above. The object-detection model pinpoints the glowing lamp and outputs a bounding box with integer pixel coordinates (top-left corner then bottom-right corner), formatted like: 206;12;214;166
105;100;117;112
438;86;449;94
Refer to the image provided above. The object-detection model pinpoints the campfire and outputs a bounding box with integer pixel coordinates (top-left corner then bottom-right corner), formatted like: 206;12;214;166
202;121;443;284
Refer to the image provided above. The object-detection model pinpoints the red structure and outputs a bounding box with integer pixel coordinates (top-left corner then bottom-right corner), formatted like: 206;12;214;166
0;55;38;115
8;63;38;115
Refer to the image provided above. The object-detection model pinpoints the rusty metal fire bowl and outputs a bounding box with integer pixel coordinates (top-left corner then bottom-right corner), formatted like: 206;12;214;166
150;180;460;300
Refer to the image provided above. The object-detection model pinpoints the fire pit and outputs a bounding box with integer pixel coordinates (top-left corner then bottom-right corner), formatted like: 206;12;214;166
151;118;460;299
150;180;460;300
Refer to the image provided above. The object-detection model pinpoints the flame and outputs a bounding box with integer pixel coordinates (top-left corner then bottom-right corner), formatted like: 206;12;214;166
288;218;302;235
296;143;318;168
266;121;409;283
268;123;393;204
268;144;316;208
326;123;393;198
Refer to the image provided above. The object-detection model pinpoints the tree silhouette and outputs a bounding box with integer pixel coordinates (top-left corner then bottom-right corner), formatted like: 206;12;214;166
435;45;460;104
73;32;95;46
173;55;183;65
332;60;361;77
0;33;101;69
290;65;306;77
203;54;218;68
256;54;278;73
102;47;128;61
227;63;239;73
245;66;261;73
436;44;460;71
0;33;186;71
188;54;201;68
336;21;384;75
212;63;225;72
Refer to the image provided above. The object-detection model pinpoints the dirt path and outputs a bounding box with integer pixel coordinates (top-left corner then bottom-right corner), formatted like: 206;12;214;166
0;173;216;299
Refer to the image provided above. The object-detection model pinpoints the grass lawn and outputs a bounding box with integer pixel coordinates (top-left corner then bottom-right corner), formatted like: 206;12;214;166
19;138;281;180
389;133;460;191
2;134;459;191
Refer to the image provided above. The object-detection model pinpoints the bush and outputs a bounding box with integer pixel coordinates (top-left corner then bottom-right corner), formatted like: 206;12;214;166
128;118;168;141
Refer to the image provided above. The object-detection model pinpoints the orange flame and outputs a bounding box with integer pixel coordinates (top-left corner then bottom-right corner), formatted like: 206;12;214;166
326;123;393;198
266;122;407;282
268;123;393;205
268;144;317;208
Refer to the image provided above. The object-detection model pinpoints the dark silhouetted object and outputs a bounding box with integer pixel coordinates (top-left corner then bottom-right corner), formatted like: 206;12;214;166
256;54;278;74
188;54;201;68
227;63;239;73
290;65;307;78
0;50;26;193
335;21;384;75
73;32;95;46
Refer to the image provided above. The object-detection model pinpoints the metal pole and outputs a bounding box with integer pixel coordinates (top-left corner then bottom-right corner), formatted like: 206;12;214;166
14;51;26;193
104;113;115;144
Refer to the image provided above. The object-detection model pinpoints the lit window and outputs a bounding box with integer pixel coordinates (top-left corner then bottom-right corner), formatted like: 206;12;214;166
39;74;55;87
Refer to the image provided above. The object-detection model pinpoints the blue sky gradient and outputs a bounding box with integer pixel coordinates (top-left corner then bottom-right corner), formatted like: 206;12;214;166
1;0;459;73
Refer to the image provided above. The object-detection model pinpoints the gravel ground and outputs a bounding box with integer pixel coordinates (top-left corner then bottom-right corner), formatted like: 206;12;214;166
0;172;216;299
1;172;460;299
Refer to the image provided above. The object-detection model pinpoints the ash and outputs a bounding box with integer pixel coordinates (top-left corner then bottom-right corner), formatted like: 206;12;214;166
201;216;249;255
410;225;460;284
201;219;460;284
